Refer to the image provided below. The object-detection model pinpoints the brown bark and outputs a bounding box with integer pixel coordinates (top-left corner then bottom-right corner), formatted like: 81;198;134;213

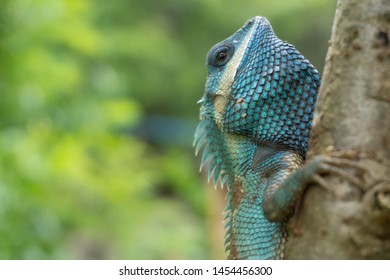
286;0;390;259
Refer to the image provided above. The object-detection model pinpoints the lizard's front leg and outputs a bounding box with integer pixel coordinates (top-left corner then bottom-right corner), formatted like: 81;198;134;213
262;150;366;223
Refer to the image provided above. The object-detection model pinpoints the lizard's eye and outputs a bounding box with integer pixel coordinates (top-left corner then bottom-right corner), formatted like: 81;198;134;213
208;43;234;67
216;51;227;62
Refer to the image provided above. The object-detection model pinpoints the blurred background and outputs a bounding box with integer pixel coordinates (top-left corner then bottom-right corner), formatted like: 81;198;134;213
0;0;335;259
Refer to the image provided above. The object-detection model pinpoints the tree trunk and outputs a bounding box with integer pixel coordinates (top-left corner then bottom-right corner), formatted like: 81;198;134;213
286;0;390;259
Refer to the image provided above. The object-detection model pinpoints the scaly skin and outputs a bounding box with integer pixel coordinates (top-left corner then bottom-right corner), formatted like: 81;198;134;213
194;17;321;259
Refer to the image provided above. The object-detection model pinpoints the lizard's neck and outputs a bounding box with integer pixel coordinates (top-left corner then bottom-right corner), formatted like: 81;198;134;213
194;119;287;259
223;135;287;259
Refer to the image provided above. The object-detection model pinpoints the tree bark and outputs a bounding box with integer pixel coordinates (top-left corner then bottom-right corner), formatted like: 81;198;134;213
286;0;390;259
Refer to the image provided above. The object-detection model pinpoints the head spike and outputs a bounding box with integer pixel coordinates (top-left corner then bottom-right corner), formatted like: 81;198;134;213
193;120;207;146
199;145;211;171
194;133;206;156
207;159;217;183
213;163;221;187
220;174;228;188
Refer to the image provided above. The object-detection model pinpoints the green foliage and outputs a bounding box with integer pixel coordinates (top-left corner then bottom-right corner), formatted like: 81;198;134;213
0;0;334;259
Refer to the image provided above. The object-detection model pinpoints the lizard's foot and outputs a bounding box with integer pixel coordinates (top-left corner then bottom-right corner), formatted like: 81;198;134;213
308;148;368;196
263;148;368;222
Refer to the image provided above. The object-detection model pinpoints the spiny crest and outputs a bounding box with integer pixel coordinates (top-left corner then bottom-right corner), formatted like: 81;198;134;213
223;190;233;253
193;119;232;189
194;117;235;255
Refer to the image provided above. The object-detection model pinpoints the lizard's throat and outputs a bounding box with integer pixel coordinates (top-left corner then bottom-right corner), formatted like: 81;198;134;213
194;118;234;188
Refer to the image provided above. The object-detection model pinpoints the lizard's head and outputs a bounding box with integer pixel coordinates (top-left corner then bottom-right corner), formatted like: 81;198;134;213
194;16;320;186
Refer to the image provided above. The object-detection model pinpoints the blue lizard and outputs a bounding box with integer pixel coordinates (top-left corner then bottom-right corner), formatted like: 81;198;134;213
194;16;323;259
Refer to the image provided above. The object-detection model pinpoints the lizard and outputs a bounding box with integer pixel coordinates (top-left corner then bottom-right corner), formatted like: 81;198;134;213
194;16;362;259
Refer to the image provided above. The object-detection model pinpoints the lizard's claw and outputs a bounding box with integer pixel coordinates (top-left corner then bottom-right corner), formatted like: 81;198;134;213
308;149;368;196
